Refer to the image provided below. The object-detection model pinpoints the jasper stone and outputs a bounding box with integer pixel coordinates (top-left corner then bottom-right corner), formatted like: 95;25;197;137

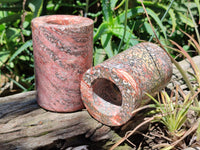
81;42;172;126
32;15;93;112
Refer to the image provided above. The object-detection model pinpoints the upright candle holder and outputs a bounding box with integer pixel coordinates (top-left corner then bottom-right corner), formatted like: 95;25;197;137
32;15;93;112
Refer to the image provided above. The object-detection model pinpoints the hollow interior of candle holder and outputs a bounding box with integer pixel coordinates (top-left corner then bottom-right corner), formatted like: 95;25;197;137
91;78;122;106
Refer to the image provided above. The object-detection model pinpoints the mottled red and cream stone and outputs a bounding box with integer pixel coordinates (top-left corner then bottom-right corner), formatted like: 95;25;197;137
81;42;172;126
32;15;93;112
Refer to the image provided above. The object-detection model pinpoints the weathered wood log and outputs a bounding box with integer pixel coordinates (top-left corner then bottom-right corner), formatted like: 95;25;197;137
0;91;137;150
0;56;200;150
0;91;112;150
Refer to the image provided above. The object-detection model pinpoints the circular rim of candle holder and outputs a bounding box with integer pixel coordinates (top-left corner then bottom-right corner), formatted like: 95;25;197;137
81;65;142;126
32;15;94;29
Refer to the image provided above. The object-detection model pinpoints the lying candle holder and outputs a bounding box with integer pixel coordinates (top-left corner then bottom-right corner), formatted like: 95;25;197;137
81;42;172;126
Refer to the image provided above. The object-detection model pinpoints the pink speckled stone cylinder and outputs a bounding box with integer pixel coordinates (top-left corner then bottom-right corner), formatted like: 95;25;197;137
32;15;93;112
81;42;172;126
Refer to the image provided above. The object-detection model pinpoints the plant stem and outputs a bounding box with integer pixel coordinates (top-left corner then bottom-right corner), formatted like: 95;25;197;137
188;5;200;47
117;0;128;52
140;0;197;106
149;0;175;42
85;0;89;17
114;0;125;10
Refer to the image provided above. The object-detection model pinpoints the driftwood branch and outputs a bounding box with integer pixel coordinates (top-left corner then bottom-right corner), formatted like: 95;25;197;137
0;56;200;150
0;91;115;150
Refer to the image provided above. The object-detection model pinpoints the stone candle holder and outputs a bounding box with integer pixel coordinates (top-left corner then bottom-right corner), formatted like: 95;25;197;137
32;15;93;112
81;42;172;126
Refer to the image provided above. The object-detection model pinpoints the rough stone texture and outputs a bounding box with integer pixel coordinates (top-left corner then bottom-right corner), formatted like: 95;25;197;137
0;56;200;150
31;15;93;112
81;42;173;126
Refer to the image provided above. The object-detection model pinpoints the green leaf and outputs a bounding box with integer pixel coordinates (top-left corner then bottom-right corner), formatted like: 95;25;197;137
114;6;167;40
0;51;9;66
94;22;109;42
9;40;33;62
114;6;144;24
183;45;190;51
6;27;20;41
137;1;177;35
177;12;194;27
0;6;22;12
0;24;5;32
111;25;138;46
28;0;44;18
110;0;118;10
0;0;21;3
94;48;106;66
144;22;154;35
145;7;167;40
101;0;113;23
168;8;176;35
101;33;114;58
0;14;21;24
22;29;31;36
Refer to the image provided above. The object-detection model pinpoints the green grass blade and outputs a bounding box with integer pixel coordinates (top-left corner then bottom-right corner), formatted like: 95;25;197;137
28;0;44;18
101;33;114;58
9;40;33;62
114;6;167;40
7;76;28;91
145;92;160;106
161;145;174;150
195;0;200;24
117;0;128;52
94;48;106;66
114;0;125;10
145;7;167;40
114;6;144;24
137;0;176;36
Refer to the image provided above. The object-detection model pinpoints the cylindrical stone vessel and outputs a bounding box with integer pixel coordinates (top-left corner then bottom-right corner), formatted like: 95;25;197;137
32;15;93;112
81;42;172;126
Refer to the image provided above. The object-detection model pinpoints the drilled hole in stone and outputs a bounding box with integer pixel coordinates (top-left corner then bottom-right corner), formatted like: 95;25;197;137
91;78;122;106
